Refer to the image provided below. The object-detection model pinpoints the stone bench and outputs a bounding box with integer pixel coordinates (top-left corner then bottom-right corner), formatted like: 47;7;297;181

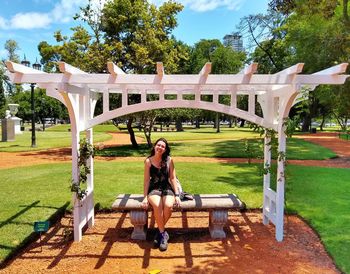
112;193;246;240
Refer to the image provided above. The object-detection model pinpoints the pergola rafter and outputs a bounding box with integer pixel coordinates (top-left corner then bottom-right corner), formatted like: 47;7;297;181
5;61;349;242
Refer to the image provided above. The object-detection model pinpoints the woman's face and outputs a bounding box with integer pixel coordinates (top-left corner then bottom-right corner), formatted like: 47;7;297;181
155;140;166;155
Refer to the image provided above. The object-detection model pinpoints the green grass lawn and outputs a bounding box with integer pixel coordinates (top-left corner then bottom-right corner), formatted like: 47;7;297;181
0;127;113;152
286;165;350;273
135;126;262;141
0;162;349;273
96;137;336;160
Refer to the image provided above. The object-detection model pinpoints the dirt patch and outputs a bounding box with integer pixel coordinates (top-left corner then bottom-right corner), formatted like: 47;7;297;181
0;211;340;274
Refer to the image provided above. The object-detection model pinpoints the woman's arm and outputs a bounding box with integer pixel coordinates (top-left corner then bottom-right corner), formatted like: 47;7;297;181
141;158;151;209
143;158;151;197
169;158;181;206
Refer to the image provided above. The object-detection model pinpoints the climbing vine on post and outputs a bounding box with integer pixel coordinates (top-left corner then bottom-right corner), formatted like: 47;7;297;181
71;138;94;200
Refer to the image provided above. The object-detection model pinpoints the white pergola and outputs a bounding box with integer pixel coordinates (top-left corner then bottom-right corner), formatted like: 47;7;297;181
5;60;349;242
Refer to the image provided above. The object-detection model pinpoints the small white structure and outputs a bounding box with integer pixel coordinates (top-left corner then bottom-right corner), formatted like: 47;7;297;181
5;60;349;242
7;104;22;134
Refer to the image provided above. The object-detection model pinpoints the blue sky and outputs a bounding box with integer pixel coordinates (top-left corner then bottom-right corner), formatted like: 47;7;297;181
0;0;270;64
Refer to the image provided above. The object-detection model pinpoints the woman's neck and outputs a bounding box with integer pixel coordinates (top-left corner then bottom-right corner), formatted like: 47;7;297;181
153;154;162;162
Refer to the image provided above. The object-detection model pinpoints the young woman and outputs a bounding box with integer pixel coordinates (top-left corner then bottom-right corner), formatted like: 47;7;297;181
141;138;181;251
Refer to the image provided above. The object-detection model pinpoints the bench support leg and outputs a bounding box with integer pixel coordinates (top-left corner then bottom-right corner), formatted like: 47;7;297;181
209;210;228;239
130;211;148;240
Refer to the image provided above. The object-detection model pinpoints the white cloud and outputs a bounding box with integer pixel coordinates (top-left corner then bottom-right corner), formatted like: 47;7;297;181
0;0;90;30
149;0;244;12
10;12;52;29
51;0;86;23
0;16;8;29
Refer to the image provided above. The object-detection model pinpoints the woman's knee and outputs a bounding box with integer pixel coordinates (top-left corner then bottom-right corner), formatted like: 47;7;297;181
163;196;175;209
148;195;162;209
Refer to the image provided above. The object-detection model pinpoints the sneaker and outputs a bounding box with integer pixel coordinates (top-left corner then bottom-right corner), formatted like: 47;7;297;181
153;231;161;247
159;231;169;252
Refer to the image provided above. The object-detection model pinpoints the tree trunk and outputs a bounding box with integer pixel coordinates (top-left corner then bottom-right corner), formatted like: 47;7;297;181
320;115;326;131
144;128;152;148
175;118;183;131
143;119;155;148
127;117;138;148
195;118;200;128
40;117;46;131
216;113;220;133
301;115;311;132
239;119;245;127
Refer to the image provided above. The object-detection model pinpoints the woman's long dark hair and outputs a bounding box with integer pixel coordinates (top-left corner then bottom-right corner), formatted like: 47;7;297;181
150;137;170;168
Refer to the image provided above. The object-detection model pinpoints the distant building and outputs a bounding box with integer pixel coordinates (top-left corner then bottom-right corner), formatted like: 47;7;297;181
223;32;244;52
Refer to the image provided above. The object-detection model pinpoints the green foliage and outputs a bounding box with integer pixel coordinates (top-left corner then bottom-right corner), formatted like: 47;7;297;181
4;40;20;63
0;63;6;117
71;138;94;200
10;87;68;125
101;0;188;73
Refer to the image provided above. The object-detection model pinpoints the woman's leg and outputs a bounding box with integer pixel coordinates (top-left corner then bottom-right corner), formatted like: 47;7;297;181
162;195;175;226
148;194;165;232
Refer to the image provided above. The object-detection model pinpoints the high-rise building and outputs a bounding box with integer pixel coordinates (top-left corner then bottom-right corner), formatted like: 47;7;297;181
223;32;244;52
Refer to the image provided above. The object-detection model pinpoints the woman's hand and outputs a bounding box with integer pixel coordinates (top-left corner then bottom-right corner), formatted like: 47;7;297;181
174;196;181;208
141;197;149;210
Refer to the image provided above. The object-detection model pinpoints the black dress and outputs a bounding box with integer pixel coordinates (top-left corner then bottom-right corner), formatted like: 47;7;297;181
148;157;174;196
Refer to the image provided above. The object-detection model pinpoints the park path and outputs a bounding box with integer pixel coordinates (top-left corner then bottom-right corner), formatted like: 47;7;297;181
0;131;350;169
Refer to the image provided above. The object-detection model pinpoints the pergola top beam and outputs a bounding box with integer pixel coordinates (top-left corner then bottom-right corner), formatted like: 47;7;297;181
199;62;212;77
157;62;164;77
275;63;304;75
107;62;126;76
5;61;46;74
240;63;258;75
58;62;87;75
313;63;348;75
5;61;349;90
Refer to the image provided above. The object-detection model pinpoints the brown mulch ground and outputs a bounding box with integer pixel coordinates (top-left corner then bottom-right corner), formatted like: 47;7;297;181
0;131;348;273
0;212;340;274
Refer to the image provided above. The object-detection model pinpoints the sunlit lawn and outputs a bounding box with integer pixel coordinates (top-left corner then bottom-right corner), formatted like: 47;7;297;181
97;137;336;160
0;124;114;152
0;162;349;273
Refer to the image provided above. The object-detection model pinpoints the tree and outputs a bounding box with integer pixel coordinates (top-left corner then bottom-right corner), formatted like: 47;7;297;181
0;63;6;118
11;87;67;128
39;0;190;147
241;1;350;131
1;40;21;117
101;0;185;73
4;40;20;63
284;1;350;131
101;0;189;146
187;39;245;131
238;9;290;73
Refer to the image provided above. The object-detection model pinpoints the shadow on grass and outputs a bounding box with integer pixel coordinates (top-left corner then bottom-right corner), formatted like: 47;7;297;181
96;144;150;157
211;139;263;158
213;163;263;193
0;201;70;269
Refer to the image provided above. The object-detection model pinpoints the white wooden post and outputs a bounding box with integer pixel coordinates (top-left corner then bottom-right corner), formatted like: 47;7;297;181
263;129;272;225
276;121;286;241
72;127;82;241
68;93;82;242
86;128;94;228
